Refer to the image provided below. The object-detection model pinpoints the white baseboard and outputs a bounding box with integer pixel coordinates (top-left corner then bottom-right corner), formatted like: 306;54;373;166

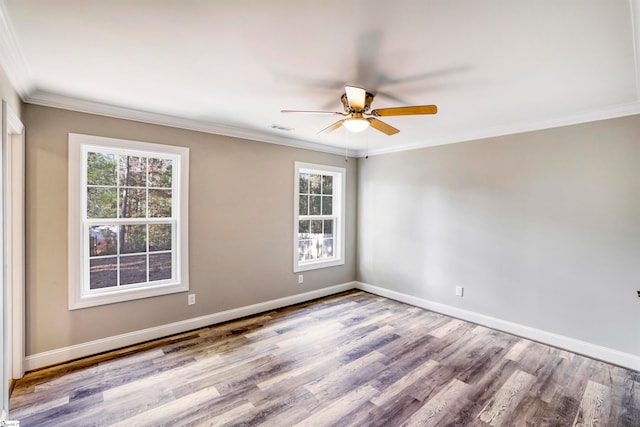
25;282;356;371
25;280;640;373
355;281;640;372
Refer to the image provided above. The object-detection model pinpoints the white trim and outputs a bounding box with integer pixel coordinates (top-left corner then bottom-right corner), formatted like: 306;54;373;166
358;102;640;157
68;133;190;309
25;90;348;157
24;282;356;371
2;102;24;380
355;282;640;372
0;0;32;97
23;280;640;373
22;91;640;160
0;101;6;421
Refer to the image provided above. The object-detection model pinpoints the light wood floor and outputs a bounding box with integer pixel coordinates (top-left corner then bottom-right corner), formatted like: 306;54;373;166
10;291;640;426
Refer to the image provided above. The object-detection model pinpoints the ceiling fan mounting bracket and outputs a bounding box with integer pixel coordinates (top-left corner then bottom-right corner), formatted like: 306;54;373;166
341;91;374;113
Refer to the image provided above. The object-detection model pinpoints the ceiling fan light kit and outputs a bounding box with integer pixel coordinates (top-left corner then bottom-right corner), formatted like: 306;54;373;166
282;85;437;136
343;117;370;132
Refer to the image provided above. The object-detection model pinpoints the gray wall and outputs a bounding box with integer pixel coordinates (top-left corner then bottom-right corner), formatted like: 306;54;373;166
358;115;640;356
21;99;640;359
24;104;358;355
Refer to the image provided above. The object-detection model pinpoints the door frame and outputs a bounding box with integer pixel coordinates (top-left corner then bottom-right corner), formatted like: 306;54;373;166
3;100;25;385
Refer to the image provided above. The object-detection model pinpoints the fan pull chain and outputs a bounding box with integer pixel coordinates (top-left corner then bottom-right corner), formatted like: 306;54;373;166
344;127;349;163
365;129;369;159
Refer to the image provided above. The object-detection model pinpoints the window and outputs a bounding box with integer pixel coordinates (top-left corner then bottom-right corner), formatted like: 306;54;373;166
68;134;189;309
294;162;345;272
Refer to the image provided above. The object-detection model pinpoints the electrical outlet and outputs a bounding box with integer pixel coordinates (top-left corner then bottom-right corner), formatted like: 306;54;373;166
455;286;464;297
188;294;196;305
298;274;304;284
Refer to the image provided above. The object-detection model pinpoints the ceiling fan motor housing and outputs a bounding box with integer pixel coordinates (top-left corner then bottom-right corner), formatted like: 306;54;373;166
341;91;374;113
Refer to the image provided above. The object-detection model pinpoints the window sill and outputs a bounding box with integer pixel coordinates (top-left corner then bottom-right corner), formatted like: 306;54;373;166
294;258;345;273
69;281;188;310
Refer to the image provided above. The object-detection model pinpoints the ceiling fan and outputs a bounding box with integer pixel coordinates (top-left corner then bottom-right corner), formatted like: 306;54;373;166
281;86;437;135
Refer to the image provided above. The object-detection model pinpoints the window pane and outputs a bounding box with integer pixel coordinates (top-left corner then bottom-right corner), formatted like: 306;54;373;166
298;240;310;261
298;220;309;235
87;152;117;186
308;239;320;259
311;220;322;234
149;158;172;188
299;173;309;194
149;189;172;218
149;224;172;251
120;255;147;285
87;187;117;218
323;219;333;237
149;253;172;281
119;155;147;187
309;174;321;194
309;195;321;215
90;257;118;289
322;195;332;215
120;188;147;218
322;175;333;195
322;238;334;257
120;225;147;254
299;195;308;216
89;225;117;257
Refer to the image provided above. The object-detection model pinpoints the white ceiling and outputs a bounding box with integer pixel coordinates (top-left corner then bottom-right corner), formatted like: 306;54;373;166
1;0;639;156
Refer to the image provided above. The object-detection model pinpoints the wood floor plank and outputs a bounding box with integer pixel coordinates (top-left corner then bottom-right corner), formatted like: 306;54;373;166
370;359;440;407
618;370;640;426
505;339;530;361
294;385;379;427
109;385;223;427
102;354;223;401
7;395;69;420
400;378;471;426
429;318;466;338
478;369;536;425
572;380;612;427
188;400;255;427
9;290;640;426
362;394;425;427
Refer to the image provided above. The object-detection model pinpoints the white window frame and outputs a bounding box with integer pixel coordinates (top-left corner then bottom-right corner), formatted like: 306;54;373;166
68;133;189;309
293;162;346;272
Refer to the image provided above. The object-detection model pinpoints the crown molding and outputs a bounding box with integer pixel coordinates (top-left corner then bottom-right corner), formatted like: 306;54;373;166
25;90;349;157
0;0;32;97
357;101;640;157
28;89;640;160
26;89;640;160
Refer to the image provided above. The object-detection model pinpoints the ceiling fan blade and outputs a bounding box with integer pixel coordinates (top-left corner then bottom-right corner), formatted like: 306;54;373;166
368;118;400;135
281;109;344;115
371;105;438;116
344;86;366;110
318;119;345;134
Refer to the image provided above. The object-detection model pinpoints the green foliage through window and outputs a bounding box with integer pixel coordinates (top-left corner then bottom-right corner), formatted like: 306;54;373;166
86;150;175;290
